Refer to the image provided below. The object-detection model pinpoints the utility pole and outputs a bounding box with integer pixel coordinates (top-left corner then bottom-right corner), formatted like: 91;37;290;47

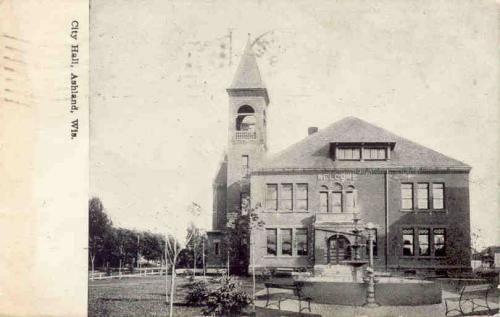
165;234;169;303
193;237;196;278
137;234;141;274
202;237;206;279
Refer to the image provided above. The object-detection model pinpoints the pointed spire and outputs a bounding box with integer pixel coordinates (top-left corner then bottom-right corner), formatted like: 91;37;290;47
230;35;266;89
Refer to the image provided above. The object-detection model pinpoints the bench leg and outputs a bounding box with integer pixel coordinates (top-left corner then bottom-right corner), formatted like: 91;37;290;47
297;297;312;313
485;290;493;314
459;300;465;315
265;287;270;307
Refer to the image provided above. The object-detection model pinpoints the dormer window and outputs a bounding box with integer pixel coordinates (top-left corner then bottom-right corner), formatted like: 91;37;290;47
363;147;387;160
337;147;361;160
331;142;394;161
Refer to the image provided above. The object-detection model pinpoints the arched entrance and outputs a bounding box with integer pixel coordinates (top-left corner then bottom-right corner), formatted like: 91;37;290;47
327;234;351;264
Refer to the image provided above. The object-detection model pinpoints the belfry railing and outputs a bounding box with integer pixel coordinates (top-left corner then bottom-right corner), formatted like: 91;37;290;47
235;131;257;140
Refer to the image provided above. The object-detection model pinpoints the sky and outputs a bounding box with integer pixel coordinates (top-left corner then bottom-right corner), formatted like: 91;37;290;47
90;0;499;247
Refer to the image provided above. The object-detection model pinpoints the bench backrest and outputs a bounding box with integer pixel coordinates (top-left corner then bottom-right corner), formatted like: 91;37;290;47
461;284;491;293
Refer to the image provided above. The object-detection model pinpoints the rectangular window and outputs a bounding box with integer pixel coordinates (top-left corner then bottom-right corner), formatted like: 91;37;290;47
337;147;361;160
417;183;429;209
363;148;387;160
296;229;308;256
266;184;278;210
296;184;308;211
332;192;342;213
418;229;430;256
433;228;446;257
266;229;277;256
432;183;444;210
241;155;249;177
402;228;414;256
214;241;220;256
281;229;293;256
401;183;414;210
365;229;378;257
319;192;329;213
281;184;293;210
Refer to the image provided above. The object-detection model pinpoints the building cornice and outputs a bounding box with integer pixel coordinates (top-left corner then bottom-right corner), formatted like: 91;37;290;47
226;88;270;105
252;166;471;175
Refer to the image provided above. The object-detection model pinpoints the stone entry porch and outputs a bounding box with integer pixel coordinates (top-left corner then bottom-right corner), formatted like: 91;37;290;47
313;213;364;266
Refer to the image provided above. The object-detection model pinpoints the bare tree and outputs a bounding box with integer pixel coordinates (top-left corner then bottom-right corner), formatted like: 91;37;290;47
164;202;201;317
248;204;265;312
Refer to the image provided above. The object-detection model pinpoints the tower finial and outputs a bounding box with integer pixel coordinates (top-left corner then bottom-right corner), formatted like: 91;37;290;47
229;39;264;89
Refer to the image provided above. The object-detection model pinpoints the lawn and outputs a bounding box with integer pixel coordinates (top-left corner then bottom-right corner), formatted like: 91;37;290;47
89;275;203;317
89;275;499;317
89;274;272;317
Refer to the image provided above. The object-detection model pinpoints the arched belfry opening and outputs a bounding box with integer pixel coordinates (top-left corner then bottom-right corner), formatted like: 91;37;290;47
238;105;255;114
236;105;256;132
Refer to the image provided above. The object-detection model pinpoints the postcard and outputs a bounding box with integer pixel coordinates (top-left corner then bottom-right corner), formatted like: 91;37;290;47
1;0;499;316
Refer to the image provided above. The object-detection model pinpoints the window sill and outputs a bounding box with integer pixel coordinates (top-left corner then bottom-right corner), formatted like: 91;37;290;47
400;256;447;259
399;209;447;213
264;255;309;258
263;210;310;214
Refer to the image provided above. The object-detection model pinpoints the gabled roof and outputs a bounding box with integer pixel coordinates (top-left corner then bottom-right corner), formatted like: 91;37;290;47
256;117;470;171
229;39;266;89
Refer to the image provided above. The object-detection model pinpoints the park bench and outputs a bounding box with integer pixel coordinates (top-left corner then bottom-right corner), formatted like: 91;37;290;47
264;281;312;313
444;283;493;316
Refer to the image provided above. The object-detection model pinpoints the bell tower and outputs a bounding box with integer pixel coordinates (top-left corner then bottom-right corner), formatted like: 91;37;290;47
225;39;269;217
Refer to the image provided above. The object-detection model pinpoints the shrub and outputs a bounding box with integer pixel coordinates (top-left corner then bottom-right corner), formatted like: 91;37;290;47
202;276;252;316
185;280;209;306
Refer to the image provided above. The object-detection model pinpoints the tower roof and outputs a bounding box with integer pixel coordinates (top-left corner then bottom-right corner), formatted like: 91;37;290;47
230;39;266;89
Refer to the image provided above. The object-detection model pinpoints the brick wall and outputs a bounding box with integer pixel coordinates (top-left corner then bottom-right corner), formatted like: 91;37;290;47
249;169;471;273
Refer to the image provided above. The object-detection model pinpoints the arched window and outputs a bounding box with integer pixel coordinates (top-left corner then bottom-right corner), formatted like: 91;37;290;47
345;185;356;211
319;185;329;213
332;183;343;213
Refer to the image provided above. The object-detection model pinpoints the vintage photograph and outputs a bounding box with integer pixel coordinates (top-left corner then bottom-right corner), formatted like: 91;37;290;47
89;1;499;316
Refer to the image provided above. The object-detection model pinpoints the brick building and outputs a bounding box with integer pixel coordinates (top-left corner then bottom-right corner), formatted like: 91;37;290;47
206;41;472;275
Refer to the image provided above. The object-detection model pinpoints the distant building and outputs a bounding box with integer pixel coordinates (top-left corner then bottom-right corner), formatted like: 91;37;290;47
206;40;472;275
478;246;500;269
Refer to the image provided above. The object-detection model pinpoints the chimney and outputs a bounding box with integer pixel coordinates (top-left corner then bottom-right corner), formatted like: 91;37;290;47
308;127;318;135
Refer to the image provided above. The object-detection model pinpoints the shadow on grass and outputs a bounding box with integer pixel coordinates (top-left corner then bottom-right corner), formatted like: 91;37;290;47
99;298;195;307
254;306;321;316
147;292;168;297
100;298;161;302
